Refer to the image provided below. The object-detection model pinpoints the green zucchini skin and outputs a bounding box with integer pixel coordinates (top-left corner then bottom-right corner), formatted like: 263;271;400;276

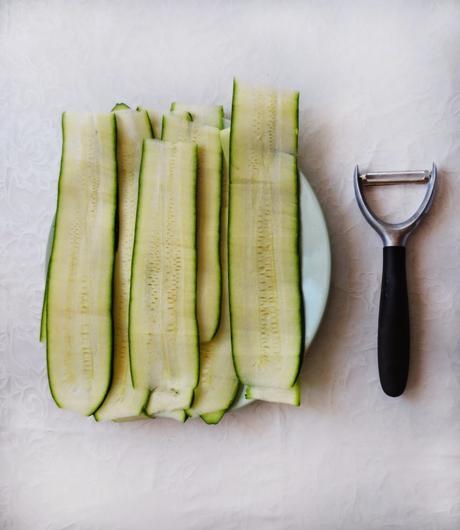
46;112;117;416
111;102;130;111
137;106;162;139
129;139;199;412
40;210;57;344
39;274;48;343
40;219;53;343
228;80;303;398
201;409;225;424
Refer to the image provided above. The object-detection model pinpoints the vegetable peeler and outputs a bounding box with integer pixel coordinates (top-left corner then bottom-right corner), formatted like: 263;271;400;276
354;164;437;397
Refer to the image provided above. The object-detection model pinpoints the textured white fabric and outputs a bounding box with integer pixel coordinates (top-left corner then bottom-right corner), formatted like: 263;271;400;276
1;1;460;529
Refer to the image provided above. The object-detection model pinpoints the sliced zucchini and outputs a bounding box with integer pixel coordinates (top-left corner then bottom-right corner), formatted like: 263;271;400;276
39;102;131;345
246;382;300;406
201;410;225;424
187;128;239;421
162;112;223;342
113;410;185;422
111;410;185;424
137;106;162;139
46;112;117;416
94;108;153;421
113;415;150;423
170;102;224;129
112;102;130;111
161;111;193;142
229;81;303;396
129;139;199;413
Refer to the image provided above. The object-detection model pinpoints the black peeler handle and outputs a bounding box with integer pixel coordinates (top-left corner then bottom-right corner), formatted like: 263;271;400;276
378;246;410;397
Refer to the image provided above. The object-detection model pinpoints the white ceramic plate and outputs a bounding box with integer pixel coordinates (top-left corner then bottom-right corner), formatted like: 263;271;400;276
45;170;330;411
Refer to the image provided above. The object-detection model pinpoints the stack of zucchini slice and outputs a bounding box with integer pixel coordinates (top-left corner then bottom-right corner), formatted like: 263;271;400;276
42;80;303;423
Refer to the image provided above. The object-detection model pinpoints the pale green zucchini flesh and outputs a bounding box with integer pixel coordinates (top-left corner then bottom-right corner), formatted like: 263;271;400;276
170;102;224;129
246;382;300;406
161;111;193;142
46;112;117;416
94;108;153;422
113;410;186;423
162;111;223;343
229;81;303;397
156;410;187;422
187;128;239;421
112;415;149;423
129;139;199;413
39;104;133;344
145;387;194;415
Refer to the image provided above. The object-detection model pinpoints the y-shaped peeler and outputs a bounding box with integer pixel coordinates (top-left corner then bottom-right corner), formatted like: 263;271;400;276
354;164;437;397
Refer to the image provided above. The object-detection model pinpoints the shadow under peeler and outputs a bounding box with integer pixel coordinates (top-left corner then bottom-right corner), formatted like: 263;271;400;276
354;164;437;397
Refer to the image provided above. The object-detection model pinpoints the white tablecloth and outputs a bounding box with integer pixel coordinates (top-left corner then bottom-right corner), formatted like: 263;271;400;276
1;1;460;528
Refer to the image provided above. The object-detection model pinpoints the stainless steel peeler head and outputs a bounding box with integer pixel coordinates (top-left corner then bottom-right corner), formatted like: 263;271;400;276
354;164;437;247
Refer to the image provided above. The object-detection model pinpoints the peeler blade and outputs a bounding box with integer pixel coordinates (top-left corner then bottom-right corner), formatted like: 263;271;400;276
361;169;431;186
